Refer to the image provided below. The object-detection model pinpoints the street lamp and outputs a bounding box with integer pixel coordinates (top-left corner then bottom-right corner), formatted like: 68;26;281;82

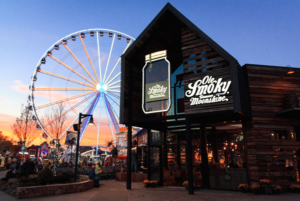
73;113;94;182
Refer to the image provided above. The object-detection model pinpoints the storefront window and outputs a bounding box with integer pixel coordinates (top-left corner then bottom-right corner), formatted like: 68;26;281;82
206;122;247;190
143;59;169;113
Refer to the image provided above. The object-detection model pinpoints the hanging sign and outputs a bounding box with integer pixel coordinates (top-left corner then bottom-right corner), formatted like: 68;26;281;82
185;75;231;105
146;81;169;102
142;50;171;114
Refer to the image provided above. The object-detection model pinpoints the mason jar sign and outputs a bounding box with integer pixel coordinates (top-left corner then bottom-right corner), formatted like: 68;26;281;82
142;50;171;114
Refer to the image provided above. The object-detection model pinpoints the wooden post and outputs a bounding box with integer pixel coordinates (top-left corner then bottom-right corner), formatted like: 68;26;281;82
126;124;132;190
163;131;168;170
200;122;209;189
185;117;194;194
147;128;151;180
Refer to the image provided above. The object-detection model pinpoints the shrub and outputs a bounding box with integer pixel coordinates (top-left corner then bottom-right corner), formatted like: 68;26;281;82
271;185;282;194
259;179;271;185
142;180;150;188
20;160;36;177
238;184;249;192
250;183;261;190
37;166;53;185
290;184;300;193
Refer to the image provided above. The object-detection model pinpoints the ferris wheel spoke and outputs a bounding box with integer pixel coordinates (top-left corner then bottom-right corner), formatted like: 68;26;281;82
103;33;116;82
38;70;95;88
43;93;96;127
107;89;120;93
104;95;119;133
104;40;132;83
48;54;96;86
79;34;99;83
105;95;119;118
96;94;102;154
62;42;98;84
79;94;100;143
35;87;95;91
107;86;120;89
58;93;98;140
36;91;97;109
107;91;120;99
107;80;121;87
96;31;102;82
106;93;120;106
106;72;121;86
104;95;116;144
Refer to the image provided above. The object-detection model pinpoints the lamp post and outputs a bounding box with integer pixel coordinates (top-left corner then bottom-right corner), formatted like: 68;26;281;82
73;113;94;182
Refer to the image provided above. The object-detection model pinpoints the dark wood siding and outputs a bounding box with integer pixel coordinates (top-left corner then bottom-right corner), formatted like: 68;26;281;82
244;64;300;188
182;28;233;115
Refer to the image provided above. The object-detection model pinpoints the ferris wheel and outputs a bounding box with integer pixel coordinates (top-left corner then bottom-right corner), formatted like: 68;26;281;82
29;29;135;148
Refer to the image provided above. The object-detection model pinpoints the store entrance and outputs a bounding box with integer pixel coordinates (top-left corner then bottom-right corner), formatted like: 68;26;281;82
150;147;162;184
164;133;203;187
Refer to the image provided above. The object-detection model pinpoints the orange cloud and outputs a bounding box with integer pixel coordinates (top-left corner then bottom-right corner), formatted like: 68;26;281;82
14;80;22;84
0;98;4;102
11;83;89;107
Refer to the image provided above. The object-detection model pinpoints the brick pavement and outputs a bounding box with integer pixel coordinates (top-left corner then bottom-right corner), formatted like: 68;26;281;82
0;173;300;201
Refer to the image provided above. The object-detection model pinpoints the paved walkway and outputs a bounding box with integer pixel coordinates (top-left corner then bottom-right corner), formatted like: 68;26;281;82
0;171;299;201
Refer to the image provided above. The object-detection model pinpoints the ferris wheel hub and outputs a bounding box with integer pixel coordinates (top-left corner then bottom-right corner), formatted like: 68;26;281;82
96;82;107;93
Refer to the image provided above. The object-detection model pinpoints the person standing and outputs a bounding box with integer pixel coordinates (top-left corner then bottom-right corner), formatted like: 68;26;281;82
95;161;102;187
16;159;21;173
88;164;97;187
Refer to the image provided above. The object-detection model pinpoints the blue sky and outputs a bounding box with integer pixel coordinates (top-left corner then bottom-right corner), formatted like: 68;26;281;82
0;0;299;144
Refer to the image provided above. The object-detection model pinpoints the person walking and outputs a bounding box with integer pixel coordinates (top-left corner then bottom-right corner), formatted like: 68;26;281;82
88;164;97;187
95;161;102;187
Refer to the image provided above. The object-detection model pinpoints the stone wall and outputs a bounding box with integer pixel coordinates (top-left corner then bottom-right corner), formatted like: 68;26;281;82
16;176;94;199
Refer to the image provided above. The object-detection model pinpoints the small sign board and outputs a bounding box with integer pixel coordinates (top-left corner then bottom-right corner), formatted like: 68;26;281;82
145;80;169;102
65;131;77;146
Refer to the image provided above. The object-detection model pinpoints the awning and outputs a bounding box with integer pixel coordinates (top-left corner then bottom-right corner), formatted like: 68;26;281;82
276;108;300;118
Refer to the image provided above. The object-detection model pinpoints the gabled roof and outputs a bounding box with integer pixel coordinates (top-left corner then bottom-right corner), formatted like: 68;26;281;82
123;3;237;63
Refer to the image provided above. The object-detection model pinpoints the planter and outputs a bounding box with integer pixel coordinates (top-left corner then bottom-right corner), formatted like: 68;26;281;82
253;189;260;195
240;189;248;193
262;185;272;195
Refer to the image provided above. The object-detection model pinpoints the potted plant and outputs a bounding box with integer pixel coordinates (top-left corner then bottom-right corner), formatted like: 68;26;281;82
183;181;188;190
151;180;158;188
271;185;282;194
260;179;272;195
250;183;261;195
142;180;150;188
290;184;300;193
238;184;249;193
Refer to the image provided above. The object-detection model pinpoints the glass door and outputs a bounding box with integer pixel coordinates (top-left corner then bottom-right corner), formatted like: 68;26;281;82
150;147;161;184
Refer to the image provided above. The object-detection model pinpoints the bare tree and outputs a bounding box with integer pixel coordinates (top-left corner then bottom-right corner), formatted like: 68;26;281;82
11;97;37;147
45;102;67;140
44;102;68;175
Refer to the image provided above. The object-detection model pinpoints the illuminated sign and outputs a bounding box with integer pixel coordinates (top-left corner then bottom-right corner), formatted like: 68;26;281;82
185;75;231;105
142;50;171;114
146;81;169;102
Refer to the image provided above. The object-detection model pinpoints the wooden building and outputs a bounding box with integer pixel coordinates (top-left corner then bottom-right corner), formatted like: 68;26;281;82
120;3;300;194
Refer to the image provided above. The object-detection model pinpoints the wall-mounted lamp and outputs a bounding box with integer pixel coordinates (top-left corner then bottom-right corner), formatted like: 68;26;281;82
287;65;294;74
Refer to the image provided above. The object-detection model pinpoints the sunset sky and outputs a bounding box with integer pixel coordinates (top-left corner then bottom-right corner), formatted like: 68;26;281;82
0;0;300;147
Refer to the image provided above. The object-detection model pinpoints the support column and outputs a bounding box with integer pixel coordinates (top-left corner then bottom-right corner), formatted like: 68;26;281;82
212;127;219;163
147;128;151;180
200;122;209;189
185;117;194;194
163;131;167;170
126;124;132;190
